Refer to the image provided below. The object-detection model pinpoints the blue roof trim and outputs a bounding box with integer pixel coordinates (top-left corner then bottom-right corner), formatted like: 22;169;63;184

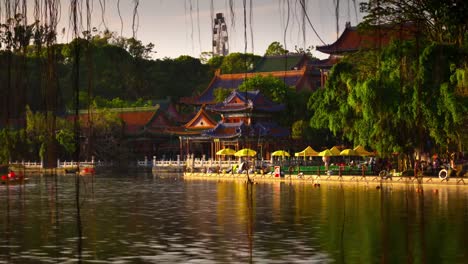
202;121;289;138
206;89;285;113
194;75;301;105
203;121;245;138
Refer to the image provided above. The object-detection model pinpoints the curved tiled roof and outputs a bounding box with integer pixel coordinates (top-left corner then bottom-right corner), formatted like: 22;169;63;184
203;122;245;139
202;120;289;139
316;23;415;55
72;105;190;136
180;66;309;105
206;90;285;113
184;106;217;129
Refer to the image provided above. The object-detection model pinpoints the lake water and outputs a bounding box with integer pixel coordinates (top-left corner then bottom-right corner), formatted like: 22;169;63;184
0;172;467;263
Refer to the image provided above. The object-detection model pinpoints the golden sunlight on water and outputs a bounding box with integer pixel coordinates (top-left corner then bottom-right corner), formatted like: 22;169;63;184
0;173;466;263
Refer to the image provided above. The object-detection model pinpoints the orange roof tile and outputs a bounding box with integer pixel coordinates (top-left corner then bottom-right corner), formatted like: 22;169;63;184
316;24;415;55
184;106;217;129
180;66;310;105
119;111;155;127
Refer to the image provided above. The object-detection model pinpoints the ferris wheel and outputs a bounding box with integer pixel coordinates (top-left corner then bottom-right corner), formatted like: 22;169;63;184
212;13;229;56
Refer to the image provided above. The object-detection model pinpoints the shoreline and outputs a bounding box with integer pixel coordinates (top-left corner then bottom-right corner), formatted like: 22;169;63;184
183;172;467;187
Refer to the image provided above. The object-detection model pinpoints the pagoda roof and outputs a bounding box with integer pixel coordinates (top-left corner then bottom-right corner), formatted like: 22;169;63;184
165;106;218;137
203;122;246;139
180;66;309;105
203;121;289;139
251;122;290;137
72;104;190;136
206;90;285;113
119;111;157;134
144;109;173;129
160;102;192;124
184;106;218;129
74;106;159;135
316;23;415;55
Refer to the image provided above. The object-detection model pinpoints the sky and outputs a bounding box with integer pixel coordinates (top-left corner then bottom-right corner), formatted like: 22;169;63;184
53;0;365;60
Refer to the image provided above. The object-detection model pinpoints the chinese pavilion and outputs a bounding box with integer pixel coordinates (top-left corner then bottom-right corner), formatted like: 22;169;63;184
173;89;289;160
75;101;191;159
313;22;415;86
181;53;321;106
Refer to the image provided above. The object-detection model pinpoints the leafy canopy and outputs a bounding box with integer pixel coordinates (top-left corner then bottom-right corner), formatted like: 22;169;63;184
238;74;290;103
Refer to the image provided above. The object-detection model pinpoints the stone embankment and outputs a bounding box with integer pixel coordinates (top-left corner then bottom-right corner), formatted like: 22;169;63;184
183;172;467;187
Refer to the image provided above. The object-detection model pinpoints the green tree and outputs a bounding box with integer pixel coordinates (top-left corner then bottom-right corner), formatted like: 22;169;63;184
294;45;315;57
199;51;214;64
291;120;307;140
114;37;155;59
88;108;126;161
308;38;468;157
361;0;468;47
265;41;288;56
55;129;76;156
238;74;290;103
213;87;233;102
207;55;224;70
219;52;261;73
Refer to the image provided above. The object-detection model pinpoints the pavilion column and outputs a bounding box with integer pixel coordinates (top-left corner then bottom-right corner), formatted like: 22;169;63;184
211;141;214;160
179;136;183;159
186;138;190;159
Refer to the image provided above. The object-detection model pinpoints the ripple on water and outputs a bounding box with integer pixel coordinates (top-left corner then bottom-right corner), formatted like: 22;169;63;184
1;174;467;263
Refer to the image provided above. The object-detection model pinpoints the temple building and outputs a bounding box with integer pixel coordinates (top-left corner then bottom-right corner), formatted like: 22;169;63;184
181;53;321;106
173;53;323;160
313;22;415;86
171;89;289;160
74;100;191;160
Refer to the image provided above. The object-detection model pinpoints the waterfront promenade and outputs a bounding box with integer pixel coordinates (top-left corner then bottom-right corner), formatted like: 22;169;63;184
183;171;467;187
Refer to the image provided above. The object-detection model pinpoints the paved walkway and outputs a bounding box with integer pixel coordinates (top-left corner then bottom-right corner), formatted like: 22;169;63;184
184;172;467;187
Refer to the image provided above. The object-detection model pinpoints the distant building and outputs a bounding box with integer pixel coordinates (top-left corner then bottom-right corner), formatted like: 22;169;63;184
170;89;289;159
313;22;415;86
74;101;191;160
181;53;321;105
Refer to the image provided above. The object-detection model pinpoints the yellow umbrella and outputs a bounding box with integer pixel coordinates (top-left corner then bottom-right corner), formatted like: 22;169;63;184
353;145;374;156
294;146;319;157
271;150;290;157
216;148;236;156
234;148;257;157
340;149;357;156
329;146;341;156
318;149;333;156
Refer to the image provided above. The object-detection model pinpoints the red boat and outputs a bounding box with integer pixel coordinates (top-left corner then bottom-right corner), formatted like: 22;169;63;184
1;165;28;185
79;167;95;176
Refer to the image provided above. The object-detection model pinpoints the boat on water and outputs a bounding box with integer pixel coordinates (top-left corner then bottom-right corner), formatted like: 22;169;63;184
79;167;95;176
1;165;28;185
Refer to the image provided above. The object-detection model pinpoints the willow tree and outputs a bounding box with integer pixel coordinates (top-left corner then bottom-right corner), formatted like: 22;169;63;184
309;39;467;157
361;0;468;47
308;0;468;158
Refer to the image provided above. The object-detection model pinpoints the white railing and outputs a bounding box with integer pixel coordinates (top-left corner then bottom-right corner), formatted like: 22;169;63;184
59;160;95;168
149;155;237;170
190;159;235;168
136;160;152;167
11;156;242;170
152;160;182;167
9;159;113;169
10;161;43;168
58;159;113;168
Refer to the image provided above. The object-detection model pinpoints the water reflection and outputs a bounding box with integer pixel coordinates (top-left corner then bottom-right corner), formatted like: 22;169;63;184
0;173;467;263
